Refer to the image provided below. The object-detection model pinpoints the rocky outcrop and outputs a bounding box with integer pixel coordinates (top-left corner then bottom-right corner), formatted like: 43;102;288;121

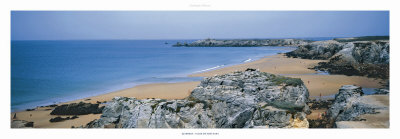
313;41;389;79
351;41;389;64
50;102;104;115
49;115;79;122
280;36;389;79
334;36;389;42
326;85;388;127
11;120;34;128
173;38;311;47
86;69;310;128
285;40;344;60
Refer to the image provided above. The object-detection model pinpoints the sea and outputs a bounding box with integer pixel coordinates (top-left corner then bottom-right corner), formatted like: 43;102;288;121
11;38;335;112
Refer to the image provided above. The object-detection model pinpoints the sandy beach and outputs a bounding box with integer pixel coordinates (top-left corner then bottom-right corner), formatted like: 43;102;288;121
11;81;199;128
66;81;200;104
11;54;385;128
191;54;384;97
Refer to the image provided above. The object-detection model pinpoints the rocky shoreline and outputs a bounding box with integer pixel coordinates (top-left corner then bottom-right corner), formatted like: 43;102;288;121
82;69;389;128
308;85;389;128
284;38;389;79
11;36;390;128
86;69;310;128
173;38;311;47
11;69;389;128
174;37;389;79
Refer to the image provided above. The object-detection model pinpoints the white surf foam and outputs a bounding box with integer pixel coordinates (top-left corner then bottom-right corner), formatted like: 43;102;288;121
194;65;225;73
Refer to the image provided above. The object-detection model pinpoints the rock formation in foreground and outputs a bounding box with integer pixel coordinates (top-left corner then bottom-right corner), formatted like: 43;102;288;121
326;85;389;128
11;120;34;128
86;69;310;128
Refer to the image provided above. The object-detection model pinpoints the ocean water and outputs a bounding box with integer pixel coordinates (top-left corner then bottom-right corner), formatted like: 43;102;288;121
11;40;295;111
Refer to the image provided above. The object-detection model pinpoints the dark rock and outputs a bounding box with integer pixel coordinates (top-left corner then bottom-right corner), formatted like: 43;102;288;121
26;108;35;111
245;68;257;71
71;115;79;119
308;99;333;110
314;55;389;79
50;115;79;122
308;118;334;128
46;104;58;107
50;102;104;115
50;117;69;122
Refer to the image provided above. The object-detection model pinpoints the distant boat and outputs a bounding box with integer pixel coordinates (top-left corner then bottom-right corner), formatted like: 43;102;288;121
164;42;169;44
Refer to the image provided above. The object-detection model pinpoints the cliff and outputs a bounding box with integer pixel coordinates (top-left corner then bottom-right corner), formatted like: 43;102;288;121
86;69;310;128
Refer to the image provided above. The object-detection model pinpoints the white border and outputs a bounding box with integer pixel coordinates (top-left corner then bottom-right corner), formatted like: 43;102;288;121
1;0;398;138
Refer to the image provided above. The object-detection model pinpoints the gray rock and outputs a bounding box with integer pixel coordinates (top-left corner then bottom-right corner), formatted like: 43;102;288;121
352;41;389;64
87;69;310;128
310;41;389;79
286;40;344;60
327;85;387;125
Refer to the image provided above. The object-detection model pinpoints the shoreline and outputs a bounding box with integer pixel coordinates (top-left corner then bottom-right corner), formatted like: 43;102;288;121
190;54;384;97
12;46;296;112
11;53;385;128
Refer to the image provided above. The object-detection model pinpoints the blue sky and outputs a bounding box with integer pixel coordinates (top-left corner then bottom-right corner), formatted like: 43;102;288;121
11;11;389;40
